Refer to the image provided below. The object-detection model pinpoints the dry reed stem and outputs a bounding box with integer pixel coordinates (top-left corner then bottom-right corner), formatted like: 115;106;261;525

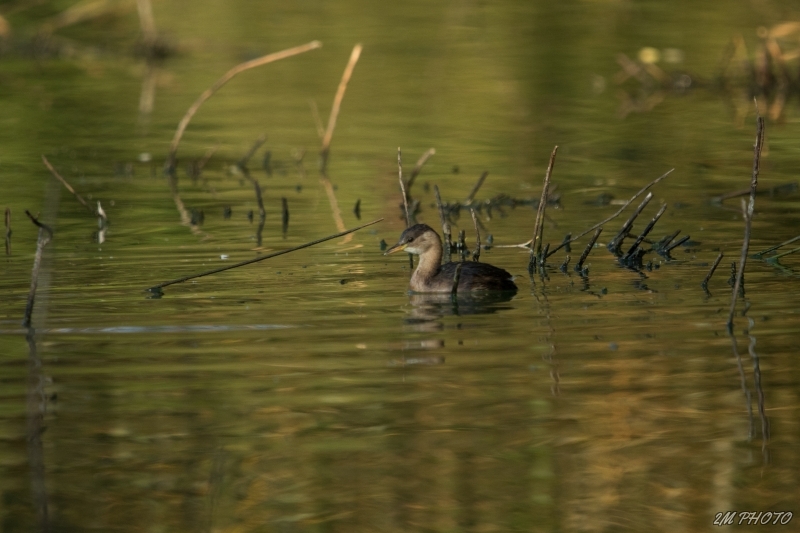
320;44;363;164
165;40;321;171
398;148;410;226
727;115;764;332
529;146;558;267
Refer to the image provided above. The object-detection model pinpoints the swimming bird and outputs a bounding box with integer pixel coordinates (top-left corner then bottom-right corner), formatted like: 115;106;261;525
385;223;517;293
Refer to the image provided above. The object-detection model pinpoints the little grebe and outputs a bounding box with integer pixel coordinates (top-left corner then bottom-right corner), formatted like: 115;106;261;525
385;224;517;293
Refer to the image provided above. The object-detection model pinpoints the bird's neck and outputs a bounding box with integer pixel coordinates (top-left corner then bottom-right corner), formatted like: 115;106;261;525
410;237;443;292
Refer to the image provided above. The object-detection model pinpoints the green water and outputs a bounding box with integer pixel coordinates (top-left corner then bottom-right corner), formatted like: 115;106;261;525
1;1;799;532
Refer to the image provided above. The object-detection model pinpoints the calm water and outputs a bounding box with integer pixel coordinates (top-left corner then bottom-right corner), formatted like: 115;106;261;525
1;1;799;532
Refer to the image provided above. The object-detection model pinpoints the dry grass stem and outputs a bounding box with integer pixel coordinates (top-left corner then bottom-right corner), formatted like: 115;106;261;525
165;40;321;171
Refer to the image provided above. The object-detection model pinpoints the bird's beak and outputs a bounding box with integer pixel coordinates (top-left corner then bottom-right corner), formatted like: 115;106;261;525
384;242;407;256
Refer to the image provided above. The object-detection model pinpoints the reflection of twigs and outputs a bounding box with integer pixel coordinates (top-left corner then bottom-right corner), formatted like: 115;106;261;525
405;148;436;192
145;218;383;292
319;44;362;172
529;146;558;271
165;41;321;172
747;322;770;462
465;171;489;204
727;116;764;332
546;168;674;258
23;211;53;328
26;330;50;530
730;333;755;440
309;99;325;139
41;155;98;218
237;135;267;171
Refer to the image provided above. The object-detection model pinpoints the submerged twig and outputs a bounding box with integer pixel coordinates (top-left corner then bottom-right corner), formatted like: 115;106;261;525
319;44;362;172
701;252;724;290
470;209;481;262
23;211;53;328
41;155;98;218
165;41;321;172
145;218;383;292
528;147;558;272
434;185;451;260
752;234;800;259
546;168;674;258
727;115;764;332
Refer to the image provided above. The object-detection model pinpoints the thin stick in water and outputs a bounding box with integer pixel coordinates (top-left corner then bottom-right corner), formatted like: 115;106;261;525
529;146;558;268
281;197;289;235
458;229;467;262
320;44;362;171
165;41;321;172
728;115;764;332
470;208;481;262
574;227;602;273
405;148;436;192
4;207;10;256
398;148;410;226
664;235;690;254
41;155;97;217
465;171;489;204
701;251;724;290
145;218;383;292
752;234;800;259
546;168;674;258
434;185;451;260
621;203;667;261
23;211;53;328
608;192;653;255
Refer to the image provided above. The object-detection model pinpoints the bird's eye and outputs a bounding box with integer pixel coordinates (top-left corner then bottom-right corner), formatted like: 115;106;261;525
407;236;414;243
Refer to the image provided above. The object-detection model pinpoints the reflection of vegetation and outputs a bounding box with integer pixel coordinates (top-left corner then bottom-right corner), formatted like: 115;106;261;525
616;22;800;122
